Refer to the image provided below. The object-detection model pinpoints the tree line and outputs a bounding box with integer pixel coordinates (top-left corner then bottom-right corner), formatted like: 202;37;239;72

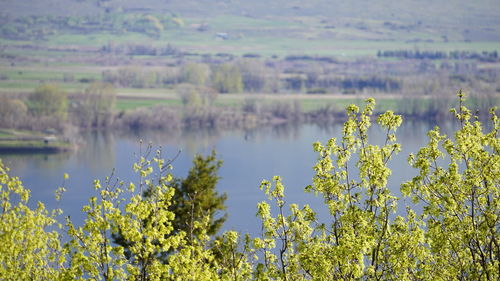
101;62;405;94
1;82;497;134
0;82;116;131
377;49;499;62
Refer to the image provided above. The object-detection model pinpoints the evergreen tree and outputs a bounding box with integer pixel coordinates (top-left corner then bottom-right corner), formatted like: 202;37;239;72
169;150;226;239
113;150;226;259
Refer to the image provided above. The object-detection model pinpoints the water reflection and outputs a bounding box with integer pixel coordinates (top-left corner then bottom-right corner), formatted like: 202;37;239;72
77;131;117;173
116;127;222;156
1;152;70;173
0;119;461;235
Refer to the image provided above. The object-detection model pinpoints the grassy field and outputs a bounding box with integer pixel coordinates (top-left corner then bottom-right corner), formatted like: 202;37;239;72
0;80;87;93
0;68;100;81
2;6;499;59
28;31;500;58
113;92;403;112
116;98;181;111
0;140;71;149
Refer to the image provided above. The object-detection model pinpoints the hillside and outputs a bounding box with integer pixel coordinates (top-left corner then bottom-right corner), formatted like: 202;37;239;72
1;0;500;42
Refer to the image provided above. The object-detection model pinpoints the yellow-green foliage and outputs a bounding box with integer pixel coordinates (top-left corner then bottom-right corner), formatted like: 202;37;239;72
28;84;68;120
0;161;66;280
402;90;499;280
0;92;498;280
213;63;243;94
182;63;210;86
0;97;28;128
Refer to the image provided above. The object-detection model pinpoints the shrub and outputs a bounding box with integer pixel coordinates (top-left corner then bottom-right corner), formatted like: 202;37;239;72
0;97;28;128
28;84;67;120
212;63;243;93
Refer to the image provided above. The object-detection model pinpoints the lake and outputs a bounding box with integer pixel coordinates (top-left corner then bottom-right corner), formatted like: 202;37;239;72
0;120;458;236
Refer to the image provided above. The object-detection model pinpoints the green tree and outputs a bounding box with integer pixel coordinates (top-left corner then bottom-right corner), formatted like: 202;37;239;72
0;97;28;128
253;99;423;280
182;63;209;86
113;150;227;261
177;84;202;107
65;148;183;280
402;90;499;280
169;150;227;239
28;84;68;120
252;93;498;280
212;63;243;93
0;161;67;280
128;15;164;38
177;84;218;107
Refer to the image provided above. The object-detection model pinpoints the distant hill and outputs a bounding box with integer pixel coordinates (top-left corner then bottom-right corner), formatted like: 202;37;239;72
2;0;500;37
1;0;499;51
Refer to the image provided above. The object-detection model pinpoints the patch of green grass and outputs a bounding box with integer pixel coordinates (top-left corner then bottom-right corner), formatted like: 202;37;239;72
0;140;72;150
116;99;182;110
0;128;72;151
118;88;176;95
48;32;153;46
0;129;48;139
212;94;401;112
8;14;499;60
0;131;13;138
0;80;45;90
296;99;354;112
1;69;61;81
0;80;88;92
0;68;100;81
3;48;78;58
170;31;500;58
213;98;242;108
30;13;495;59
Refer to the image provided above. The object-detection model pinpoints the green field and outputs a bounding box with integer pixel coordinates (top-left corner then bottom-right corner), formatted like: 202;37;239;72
25;31;500;58
114;93;402;113
116;99;182;110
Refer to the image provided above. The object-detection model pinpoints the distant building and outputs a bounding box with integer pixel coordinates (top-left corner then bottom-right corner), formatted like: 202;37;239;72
215;33;229;40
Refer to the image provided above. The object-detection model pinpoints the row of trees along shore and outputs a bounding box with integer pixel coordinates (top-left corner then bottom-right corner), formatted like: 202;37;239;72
0;92;498;280
0;82;498;134
0;83;116;131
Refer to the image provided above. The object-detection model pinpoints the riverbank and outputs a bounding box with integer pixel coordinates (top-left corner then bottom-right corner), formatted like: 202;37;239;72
0;93;496;152
114;94;498;131
0;129;73;153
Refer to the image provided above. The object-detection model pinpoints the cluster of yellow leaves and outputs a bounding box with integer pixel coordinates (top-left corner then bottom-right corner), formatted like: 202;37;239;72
0;162;67;280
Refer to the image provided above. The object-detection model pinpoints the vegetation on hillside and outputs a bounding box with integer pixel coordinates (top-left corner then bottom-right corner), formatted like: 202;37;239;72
0;94;498;280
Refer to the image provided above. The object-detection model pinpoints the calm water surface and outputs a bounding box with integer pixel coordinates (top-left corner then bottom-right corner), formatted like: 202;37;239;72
1;120;457;235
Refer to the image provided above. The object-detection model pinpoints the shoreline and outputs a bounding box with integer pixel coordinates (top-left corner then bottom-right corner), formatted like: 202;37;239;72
0;129;74;154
